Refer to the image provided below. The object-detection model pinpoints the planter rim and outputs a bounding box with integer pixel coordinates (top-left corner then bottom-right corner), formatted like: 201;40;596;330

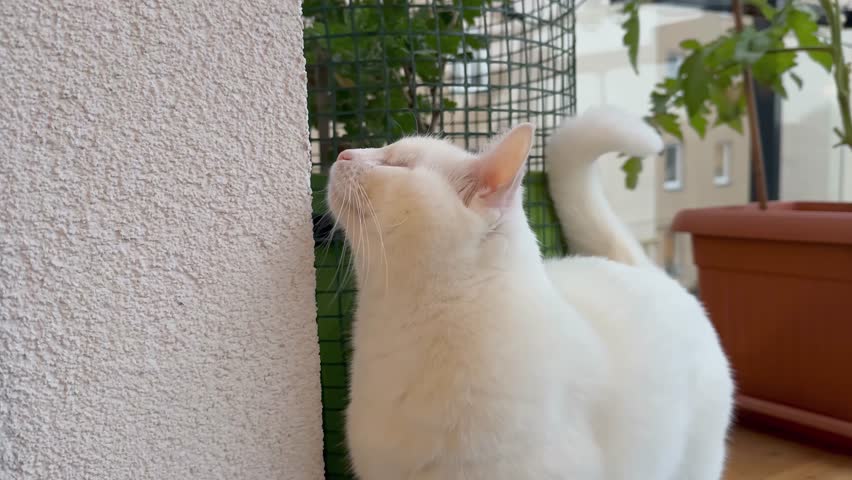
671;201;852;245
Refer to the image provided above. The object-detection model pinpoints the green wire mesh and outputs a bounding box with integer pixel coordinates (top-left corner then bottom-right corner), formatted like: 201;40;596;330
304;1;574;477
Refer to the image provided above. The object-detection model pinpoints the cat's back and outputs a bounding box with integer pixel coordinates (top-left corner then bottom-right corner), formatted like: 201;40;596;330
544;255;727;391
544;255;732;479
544;255;718;355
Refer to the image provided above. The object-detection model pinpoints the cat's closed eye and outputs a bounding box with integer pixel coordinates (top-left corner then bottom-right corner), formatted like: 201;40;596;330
383;159;407;167
383;154;415;168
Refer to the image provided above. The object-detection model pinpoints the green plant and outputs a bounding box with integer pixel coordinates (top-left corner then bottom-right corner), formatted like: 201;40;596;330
620;0;851;207
303;0;491;170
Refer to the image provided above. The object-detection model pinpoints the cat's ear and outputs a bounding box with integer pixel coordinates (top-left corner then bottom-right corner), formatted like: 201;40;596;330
475;123;535;208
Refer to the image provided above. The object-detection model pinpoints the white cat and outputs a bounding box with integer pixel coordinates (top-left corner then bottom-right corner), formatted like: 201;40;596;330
326;106;734;480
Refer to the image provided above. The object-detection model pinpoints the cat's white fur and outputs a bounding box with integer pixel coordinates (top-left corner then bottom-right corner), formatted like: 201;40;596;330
327;106;734;480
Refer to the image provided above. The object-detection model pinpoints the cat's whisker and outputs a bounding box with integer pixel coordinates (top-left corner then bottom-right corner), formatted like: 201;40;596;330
333;183;356;302
322;189;346;246
355;185;370;283
316;210;339;267
320;189;348;273
358;182;389;293
342;182;363;292
346;184;363;285
385;216;409;234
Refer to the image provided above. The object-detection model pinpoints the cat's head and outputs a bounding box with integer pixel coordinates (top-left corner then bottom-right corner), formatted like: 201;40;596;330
327;124;535;275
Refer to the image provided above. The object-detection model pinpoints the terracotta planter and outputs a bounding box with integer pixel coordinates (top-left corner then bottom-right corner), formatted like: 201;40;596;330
672;202;852;450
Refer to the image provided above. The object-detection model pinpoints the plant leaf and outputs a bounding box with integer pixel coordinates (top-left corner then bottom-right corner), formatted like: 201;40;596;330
651;113;683;140
747;0;777;20
621;156;643;190
651;90;671;115
680;39;702;50
752;50;796;88
621;0;641;74
709;83;744;128
458;0;486;24
733;28;772;65
704;36;738;70
680;51;709;118
726;114;745;134
689;111;708;138
465;34;488;50
788;8;833;71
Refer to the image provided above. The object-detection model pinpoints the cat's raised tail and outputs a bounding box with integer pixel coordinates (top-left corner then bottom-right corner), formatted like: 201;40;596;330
546;106;664;267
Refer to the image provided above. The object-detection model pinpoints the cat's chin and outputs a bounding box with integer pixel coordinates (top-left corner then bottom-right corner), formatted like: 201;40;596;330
327;162;367;222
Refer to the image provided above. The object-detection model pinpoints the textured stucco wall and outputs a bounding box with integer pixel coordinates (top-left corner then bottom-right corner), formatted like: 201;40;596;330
0;1;323;478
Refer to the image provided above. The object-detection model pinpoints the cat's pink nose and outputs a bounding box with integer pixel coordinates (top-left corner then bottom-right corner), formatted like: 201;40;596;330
337;150;353;161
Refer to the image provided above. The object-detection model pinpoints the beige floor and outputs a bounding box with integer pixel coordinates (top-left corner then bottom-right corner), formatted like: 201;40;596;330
725;427;852;479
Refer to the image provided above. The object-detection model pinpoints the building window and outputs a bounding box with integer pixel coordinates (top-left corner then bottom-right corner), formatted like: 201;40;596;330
663;143;683;191
452;49;489;92
714;141;732;186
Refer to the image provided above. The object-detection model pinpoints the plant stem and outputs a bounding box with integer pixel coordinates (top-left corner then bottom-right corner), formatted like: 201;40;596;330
766;46;833;54
733;0;769;209
402;65;422;133
744;71;770;209
429;85;442;133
